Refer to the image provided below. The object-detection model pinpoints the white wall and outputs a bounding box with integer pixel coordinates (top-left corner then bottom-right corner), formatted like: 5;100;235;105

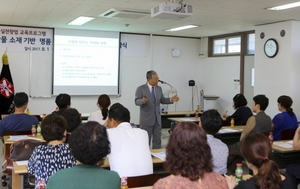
254;20;300;119
0;34;201;124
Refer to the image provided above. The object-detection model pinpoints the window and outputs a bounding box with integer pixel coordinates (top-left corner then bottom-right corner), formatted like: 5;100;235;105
247;33;255;54
212;36;241;55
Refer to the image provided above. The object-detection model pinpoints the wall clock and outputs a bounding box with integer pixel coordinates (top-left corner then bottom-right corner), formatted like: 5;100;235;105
264;38;278;58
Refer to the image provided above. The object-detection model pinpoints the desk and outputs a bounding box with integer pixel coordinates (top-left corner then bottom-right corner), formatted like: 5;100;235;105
167;117;245;145
3;135;44;189
272;140;300;169
161;111;199;128
215;126;245;145
11;149;166;189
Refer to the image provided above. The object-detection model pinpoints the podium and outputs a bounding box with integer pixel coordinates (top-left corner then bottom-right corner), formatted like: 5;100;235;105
200;90;219;111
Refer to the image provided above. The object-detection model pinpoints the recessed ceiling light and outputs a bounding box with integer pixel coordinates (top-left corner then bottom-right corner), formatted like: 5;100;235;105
266;1;300;10
68;16;95;25
165;25;199;32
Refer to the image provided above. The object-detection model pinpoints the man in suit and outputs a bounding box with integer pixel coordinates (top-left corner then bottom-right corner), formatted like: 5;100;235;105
135;70;179;149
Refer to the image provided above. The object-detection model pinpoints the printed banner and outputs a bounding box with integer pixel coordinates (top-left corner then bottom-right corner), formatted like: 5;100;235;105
0;26;53;53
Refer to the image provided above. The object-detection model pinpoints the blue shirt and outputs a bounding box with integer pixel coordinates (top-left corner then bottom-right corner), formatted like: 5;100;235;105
272;112;298;141
0;113;39;136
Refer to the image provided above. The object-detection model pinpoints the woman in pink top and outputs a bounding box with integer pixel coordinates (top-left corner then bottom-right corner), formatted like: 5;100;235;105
153;122;229;189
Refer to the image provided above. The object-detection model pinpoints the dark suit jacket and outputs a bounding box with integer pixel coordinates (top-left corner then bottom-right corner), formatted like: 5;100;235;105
135;83;173;126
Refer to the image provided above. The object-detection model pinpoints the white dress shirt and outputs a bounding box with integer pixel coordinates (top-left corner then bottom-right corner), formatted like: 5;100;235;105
107;122;153;177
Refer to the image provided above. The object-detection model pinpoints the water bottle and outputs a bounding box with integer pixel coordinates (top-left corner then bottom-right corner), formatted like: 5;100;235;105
235;163;243;182
230;118;235;127
37;180;46;189
26;108;30;115
269;132;274;144
121;177;128;189
31;125;37;136
37;124;42;136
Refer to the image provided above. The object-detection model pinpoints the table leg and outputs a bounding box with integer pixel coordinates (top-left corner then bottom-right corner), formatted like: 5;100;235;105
12;171;23;189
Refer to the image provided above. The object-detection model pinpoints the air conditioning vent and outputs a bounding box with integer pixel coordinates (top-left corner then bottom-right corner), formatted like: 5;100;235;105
99;8;150;19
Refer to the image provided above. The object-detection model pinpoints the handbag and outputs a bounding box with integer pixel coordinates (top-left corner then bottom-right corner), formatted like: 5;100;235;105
10;139;42;161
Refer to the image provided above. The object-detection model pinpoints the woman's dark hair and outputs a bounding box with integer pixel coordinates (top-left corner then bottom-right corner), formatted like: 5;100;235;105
277;95;294;116
41;113;67;142
69;121;110;165
165;122;213;181
253;94;269;111
233;93;247;109
97;94;111;120
62;108;82;132
241;132;282;189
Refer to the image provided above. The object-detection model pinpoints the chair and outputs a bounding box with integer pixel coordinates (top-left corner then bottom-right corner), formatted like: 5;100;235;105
3;131;32;174
280;129;296;140
127;173;159;188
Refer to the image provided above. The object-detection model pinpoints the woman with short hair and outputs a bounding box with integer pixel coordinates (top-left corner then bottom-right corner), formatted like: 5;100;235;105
47;121;120;189
153;122;228;189
28;114;76;187
222;93;253;125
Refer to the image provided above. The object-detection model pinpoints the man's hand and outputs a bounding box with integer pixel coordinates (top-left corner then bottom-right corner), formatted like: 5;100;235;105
171;95;179;102
142;97;148;104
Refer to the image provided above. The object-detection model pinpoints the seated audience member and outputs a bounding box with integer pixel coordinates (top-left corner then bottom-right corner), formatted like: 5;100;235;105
153;122;229;189
52;93;71;115
88;94;111;125
0;92;39;137
62;108;81;143
222;94;253;125
226;132;292;189
47;121;120;189
200;109;228;174
28;114;76;186
107;103;153;177
272;95;298;141
227;94;272;173
285;126;300;189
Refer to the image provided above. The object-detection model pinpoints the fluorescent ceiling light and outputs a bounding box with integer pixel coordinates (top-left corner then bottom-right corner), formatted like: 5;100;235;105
68;16;95;25
266;1;300;10
165;25;198;32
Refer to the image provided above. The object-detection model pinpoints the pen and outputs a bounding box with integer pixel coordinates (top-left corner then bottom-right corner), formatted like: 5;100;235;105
225;110;228;114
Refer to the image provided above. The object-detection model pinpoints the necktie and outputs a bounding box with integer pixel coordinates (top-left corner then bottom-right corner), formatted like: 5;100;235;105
151;86;156;102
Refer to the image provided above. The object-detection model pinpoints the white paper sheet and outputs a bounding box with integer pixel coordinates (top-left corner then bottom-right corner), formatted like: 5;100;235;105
273;142;293;149
15;160;28;166
151;152;166;161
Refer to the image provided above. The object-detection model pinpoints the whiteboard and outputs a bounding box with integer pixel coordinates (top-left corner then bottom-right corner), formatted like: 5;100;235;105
29;53;53;97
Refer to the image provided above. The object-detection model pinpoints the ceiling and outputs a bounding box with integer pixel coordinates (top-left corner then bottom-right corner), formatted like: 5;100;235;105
1;0;300;38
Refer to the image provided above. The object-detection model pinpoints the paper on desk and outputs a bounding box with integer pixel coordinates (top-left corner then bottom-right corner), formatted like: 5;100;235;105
218;129;241;134
15;160;28;166
8;135;43;141
151;152;166;161
273;142;293;149
180;118;196;121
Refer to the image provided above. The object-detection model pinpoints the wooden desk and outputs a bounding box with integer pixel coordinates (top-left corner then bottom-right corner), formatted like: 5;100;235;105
3;135;44;189
11;149;166;189
272;140;300;169
215;126;245;145
131;187;152;189
167;117;245;145
161;111;200;128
